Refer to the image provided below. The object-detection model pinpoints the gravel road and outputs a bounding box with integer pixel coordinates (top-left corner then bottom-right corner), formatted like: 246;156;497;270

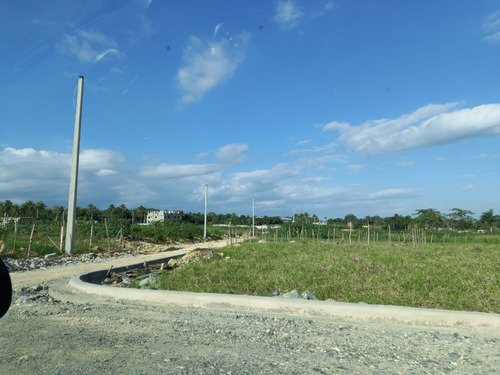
1;242;499;374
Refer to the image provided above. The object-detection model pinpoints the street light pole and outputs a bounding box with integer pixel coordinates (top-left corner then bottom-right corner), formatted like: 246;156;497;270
65;76;84;254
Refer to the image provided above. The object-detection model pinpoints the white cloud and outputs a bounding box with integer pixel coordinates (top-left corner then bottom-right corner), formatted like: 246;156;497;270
302;176;330;183
475;152;500;159
368;188;423;200
0;147;129;206
296;139;311;146
288;141;337;155
483;10;500;43
484;31;500;43
80;149;125;170
95;169;117;176
322;103;500;155
216;143;249;163
274;0;303;29
58;29;124;63
258;199;285;207
177;34;248;107
397;161;415;167
347;164;364;173
461;184;475;191
140;163;220;178
196;152;209;160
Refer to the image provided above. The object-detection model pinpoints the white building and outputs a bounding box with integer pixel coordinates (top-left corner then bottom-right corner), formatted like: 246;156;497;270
146;210;181;224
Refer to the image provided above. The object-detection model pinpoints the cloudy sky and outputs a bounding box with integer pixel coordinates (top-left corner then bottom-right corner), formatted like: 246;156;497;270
1;0;499;219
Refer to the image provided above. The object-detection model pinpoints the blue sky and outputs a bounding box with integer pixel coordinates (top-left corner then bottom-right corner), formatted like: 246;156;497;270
1;0;499;219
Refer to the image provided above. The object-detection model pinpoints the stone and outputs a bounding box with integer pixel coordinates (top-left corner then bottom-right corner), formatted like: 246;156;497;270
138;274;156;287
281;290;301;299
301;290;318;300
167;258;181;268
122;277;134;285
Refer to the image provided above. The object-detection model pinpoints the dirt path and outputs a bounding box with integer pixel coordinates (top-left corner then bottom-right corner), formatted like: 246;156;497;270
9;239;229;289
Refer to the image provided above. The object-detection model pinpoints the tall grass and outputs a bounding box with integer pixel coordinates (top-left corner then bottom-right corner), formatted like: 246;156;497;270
155;240;500;313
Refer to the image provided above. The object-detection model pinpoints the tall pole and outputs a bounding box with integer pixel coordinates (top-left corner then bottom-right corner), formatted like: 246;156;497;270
203;184;208;241
252;196;255;237
65;76;84;254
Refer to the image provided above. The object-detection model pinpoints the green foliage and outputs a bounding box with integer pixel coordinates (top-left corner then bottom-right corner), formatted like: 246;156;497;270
129;221;220;242
156;239;500;313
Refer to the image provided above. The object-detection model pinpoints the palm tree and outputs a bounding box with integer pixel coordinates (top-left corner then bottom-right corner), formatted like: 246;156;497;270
20;200;36;218
479;209;500;232
35;201;47;220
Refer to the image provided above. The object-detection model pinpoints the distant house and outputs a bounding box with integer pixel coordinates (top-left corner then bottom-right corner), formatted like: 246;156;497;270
1;216;20;227
146;210;181;224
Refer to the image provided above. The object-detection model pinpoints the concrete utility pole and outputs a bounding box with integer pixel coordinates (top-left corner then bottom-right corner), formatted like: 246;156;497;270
252;196;255;237
65;76;84;254
203;184;208;241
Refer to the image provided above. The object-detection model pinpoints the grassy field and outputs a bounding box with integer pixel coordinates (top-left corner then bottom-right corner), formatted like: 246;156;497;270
155;239;500;313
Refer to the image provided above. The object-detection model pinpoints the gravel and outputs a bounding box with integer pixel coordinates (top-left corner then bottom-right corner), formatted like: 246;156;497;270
1;248;500;374
3;250;137;273
0;281;499;374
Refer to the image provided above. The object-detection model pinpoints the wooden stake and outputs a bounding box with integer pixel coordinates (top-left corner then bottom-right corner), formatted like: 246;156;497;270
89;223;94;249
104;218;111;251
27;222;36;257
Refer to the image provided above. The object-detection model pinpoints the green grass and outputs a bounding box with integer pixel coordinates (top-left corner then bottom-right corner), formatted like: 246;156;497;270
155;240;500;313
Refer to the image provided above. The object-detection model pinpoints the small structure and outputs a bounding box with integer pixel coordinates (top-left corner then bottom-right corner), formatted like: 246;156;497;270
146;210;181;224
1;216;20;227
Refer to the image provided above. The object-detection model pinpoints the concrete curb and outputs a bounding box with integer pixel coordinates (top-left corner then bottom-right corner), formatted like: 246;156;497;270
67;265;500;334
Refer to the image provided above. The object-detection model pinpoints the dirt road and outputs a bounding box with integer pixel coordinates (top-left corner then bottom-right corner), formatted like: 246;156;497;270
1;240;500;374
9;239;229;289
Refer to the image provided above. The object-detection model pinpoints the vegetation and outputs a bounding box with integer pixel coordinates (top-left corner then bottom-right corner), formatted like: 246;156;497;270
2;199;498;312
0;200;226;258
155;238;500;313
1;198;499;256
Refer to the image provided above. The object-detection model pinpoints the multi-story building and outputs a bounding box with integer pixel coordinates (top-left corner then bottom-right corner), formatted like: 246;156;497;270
146;210;181;224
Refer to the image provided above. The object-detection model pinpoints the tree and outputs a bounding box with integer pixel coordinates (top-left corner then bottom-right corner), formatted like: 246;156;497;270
132;206;148;224
479;209;500;232
117;204;131;219
35;201;47;219
386;214;412;231
105;204;117;221
447;208;475;230
344;214;359;229
413;209;445;230
20;200;36;218
0;200;14;216
51;205;65;223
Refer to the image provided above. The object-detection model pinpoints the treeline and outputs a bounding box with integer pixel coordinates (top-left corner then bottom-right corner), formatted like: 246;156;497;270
276;208;500;232
0;200;283;226
1;200;499;232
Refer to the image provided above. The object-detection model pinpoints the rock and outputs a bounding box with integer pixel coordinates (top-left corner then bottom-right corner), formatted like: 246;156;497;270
138;274;156;287
15;296;31;304
122;277;134;286
281;290;302;299
168;258;181;268
301;290;318;300
275;289;319;300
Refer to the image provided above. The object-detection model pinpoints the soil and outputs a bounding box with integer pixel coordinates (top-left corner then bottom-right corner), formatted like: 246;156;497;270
1;239;499;374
